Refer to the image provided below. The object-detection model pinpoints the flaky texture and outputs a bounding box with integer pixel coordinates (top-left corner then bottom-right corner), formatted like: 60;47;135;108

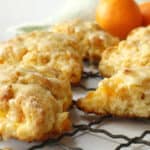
127;25;150;41
99;26;150;77
77;67;150;118
0;65;72;141
50;19;119;61
0;31;82;84
21;48;82;84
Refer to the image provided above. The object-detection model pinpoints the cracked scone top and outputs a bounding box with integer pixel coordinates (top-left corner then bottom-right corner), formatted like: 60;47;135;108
0;65;72;141
99;26;150;77
50;19;119;61
77;67;150;118
0;31;82;84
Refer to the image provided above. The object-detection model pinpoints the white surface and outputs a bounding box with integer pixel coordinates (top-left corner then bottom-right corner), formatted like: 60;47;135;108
0;0;63;39
0;0;149;150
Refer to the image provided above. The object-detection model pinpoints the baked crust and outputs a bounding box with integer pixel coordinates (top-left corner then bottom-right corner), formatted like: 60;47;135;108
51;19;119;62
0;65;72;141
127;25;150;41
99;26;150;77
77;67;150;118
0;31;82;84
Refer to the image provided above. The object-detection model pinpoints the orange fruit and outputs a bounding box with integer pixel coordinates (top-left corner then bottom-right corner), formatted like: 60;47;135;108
96;0;143;39
139;2;150;26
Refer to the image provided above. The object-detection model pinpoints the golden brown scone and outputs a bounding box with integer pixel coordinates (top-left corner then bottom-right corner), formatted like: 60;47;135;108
0;65;72;141
0;31;82;84
77;67;150;118
21;48;82;84
50;19;119;61
99;26;150;77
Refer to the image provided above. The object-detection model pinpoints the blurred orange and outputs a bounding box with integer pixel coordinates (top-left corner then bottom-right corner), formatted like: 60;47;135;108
139;2;150;26
96;0;143;39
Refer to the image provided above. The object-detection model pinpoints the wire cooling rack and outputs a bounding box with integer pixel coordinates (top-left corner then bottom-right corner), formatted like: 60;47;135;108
27;69;150;150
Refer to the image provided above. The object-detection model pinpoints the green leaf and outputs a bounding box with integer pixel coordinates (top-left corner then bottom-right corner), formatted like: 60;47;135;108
17;25;50;34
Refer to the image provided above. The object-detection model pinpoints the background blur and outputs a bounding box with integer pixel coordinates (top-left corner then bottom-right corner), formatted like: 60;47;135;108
0;0;64;39
0;0;149;39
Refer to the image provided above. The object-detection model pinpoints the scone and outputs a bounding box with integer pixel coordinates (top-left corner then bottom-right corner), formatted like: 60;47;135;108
127;25;150;41
99;26;150;77
50;19;119;61
21;48;82;84
0;31;82;84
77;67;150;118
0;65;72;141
